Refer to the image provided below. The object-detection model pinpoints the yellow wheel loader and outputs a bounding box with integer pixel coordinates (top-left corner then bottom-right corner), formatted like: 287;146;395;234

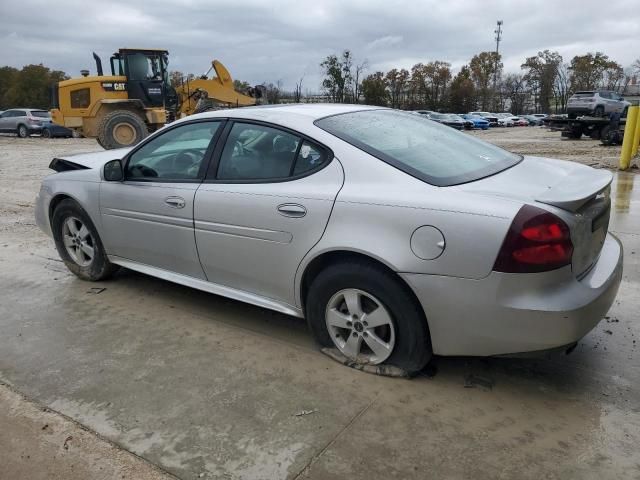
50;49;260;149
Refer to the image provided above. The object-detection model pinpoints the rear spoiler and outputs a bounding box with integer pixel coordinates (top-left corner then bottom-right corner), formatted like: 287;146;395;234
49;158;90;172
535;169;612;212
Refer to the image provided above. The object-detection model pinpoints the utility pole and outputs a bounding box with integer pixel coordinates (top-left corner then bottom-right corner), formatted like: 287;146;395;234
493;20;503;110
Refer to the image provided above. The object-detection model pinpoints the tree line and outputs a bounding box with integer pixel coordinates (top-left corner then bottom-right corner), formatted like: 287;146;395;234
0;65;68;110
323;50;638;114
1;51;637;115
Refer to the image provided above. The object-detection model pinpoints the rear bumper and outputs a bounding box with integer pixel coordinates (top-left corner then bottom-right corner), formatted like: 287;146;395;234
401;233;623;356
26;123;45;132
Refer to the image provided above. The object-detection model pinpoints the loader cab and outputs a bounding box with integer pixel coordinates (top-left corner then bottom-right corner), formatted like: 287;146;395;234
110;48;169;108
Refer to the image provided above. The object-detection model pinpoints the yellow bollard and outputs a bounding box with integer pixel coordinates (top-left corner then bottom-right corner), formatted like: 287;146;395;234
620;103;639;170
633;106;640;158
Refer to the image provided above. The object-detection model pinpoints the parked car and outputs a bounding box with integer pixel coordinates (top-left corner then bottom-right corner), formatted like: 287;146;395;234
567;90;630;119
41;118;73;138
413;110;436;116
494;114;515;127
427;112;465;130
448;114;474;130
0;108;53;137
469;111;499;127
35;105;622;374
461;114;490;130
507;116;529;127
522;115;544;126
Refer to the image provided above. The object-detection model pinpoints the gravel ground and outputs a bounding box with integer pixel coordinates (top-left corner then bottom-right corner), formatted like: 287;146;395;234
468;125;637;170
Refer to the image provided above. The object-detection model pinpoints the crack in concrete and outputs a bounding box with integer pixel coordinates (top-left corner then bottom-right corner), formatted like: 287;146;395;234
292;393;379;480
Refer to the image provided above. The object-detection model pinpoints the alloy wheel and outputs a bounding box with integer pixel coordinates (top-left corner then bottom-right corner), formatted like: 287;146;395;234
325;288;395;364
62;217;95;267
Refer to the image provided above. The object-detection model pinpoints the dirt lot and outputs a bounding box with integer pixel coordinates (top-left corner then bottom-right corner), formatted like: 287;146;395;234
468;125;634;170
0;129;639;479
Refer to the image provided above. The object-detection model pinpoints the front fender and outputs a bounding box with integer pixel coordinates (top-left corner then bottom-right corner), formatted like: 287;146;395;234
35;174;103;240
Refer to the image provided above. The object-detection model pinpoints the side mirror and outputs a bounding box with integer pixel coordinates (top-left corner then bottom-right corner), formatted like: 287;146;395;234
104;159;124;181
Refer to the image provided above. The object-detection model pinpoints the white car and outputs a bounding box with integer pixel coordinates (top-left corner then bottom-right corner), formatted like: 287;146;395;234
497;116;514;127
34;105;622;374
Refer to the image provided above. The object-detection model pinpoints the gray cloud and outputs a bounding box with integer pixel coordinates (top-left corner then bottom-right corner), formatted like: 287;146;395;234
1;0;638;92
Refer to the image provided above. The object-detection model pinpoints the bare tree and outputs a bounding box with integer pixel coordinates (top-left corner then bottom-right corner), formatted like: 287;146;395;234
263;80;283;104
501;73;527;114
353;60;369;104
553;63;571;113
293;76;304;103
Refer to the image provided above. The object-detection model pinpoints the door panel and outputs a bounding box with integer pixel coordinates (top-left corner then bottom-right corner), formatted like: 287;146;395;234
98;120;223;278
194;160;344;305
100;182;205;278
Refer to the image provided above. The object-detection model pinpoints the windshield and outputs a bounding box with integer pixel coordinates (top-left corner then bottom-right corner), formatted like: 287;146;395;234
30;111;50;118
315;109;521;186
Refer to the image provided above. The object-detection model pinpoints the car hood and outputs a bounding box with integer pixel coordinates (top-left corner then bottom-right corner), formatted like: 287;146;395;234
52;147;133;171
456;156;612;212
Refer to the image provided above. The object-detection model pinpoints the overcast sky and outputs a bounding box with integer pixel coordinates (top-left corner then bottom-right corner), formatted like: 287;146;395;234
1;0;638;91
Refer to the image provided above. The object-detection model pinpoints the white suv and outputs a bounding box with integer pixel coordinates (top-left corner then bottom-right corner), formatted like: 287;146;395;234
567;90;630;119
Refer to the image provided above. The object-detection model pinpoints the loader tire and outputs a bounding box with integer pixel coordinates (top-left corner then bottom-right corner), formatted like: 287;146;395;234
97;110;148;150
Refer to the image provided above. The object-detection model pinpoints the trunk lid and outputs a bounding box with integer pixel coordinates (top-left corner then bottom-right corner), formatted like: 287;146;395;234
458;156;612;276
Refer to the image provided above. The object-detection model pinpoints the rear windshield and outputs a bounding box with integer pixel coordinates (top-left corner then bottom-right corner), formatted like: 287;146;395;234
30;111;50;118
315;109;521;186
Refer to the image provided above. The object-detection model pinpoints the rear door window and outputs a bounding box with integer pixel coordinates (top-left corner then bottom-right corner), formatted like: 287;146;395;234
294;140;327;175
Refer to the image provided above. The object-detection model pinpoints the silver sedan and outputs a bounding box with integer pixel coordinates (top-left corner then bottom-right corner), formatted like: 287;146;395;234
35;105;622;374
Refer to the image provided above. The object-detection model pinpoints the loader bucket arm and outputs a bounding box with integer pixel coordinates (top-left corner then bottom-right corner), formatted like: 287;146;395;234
212;60;233;88
173;59;258;117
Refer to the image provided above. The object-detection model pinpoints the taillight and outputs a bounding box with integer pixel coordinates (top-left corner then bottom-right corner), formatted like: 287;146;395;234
493;205;573;273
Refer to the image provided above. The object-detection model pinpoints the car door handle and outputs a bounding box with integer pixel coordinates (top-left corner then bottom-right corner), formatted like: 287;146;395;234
277;203;307;218
165;196;186;209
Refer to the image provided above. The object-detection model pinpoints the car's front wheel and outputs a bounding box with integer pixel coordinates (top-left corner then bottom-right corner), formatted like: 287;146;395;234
42;128;52;138
52;199;119;281
306;261;432;375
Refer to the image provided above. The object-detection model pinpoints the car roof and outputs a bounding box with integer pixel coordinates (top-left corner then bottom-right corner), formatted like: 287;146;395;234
178;104;387;133
195;103;380;121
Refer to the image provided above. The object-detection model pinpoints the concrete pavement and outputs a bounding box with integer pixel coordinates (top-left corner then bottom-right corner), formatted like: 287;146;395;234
0;136;638;479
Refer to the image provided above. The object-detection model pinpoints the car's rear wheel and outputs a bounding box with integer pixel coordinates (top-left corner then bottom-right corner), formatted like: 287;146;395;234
52;199;119;281
42;128;52;139
306;261;432;375
17;125;28;138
